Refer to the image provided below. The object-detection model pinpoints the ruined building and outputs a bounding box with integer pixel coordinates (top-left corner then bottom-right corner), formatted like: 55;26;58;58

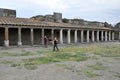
0;8;119;47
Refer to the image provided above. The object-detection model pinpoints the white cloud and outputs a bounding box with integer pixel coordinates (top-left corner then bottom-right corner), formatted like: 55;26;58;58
0;0;120;24
30;0;70;11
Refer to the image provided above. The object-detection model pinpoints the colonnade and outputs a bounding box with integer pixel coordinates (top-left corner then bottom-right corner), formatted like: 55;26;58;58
3;27;115;47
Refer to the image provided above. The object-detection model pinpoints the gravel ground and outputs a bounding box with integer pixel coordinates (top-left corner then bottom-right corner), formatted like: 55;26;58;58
0;42;120;80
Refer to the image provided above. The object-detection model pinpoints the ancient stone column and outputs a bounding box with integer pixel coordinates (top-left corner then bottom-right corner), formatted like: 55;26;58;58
74;29;77;43
81;30;83;43
105;31;107;41
87;30;89;42
97;30;99;42
92;30;94;42
51;29;54;40
30;28;34;46
18;28;22;46
42;28;44;45
112;32;114;41
67;29;71;44
101;31;104;41
109;31;111;41
60;29;63;44
4;27;9;47
119;32;120;41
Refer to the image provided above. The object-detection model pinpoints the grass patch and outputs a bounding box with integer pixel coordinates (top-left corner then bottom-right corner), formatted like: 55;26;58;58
22;45;120;65
23;51;89;65
0;60;13;64
88;62;106;70
90;56;99;60
84;69;101;78
19;51;33;56
0;51;33;57
11;63;21;67
56;64;81;74
24;62;37;70
92;46;120;57
114;72;120;78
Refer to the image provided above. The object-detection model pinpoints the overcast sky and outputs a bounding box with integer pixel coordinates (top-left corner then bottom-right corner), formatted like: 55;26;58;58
0;0;120;25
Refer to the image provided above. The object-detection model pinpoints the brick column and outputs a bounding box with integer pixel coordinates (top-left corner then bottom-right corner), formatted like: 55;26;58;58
67;29;71;44
18;28;22;46
81;30;83;43
87;30;89;42
4;27;9;47
60;29;63;44
92;30;94;42
31;28;34;46
74;29;77;43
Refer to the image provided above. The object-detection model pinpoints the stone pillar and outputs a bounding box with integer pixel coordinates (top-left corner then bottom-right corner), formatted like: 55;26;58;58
105;31;107;41
60;29;63;44
92;30;94;42
119;32;120;41
81;30;83;43
112;32;114;41
101;31;104;41
18;28;22;46
67;29;71;44
109;31;111;41
31;28;34;46
42;28;44;45
51;29;54;40
4;27;9;47
97;30;99;42
87;30;89;42
74;29;77;43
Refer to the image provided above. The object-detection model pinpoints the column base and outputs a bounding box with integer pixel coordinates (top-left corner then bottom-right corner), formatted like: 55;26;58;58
67;42;70;44
18;42;22;46
60;41;63;44
4;40;9;47
97;40;99;42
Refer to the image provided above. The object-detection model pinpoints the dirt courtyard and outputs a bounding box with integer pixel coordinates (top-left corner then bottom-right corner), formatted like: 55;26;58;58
0;42;120;80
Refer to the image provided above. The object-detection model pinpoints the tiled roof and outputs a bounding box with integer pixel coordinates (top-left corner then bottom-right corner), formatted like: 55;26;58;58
0;17;112;30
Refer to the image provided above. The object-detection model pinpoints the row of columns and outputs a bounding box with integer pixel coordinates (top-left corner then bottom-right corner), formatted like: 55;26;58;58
4;27;115;47
59;29;115;44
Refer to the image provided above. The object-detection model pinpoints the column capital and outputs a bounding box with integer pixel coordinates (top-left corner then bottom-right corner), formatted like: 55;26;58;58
31;28;33;31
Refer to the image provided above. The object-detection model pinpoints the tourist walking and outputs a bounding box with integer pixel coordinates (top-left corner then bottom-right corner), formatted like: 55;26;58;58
53;37;59;51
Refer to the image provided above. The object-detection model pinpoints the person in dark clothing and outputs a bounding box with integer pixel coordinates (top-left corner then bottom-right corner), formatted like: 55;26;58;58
44;36;48;48
53;37;59;51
